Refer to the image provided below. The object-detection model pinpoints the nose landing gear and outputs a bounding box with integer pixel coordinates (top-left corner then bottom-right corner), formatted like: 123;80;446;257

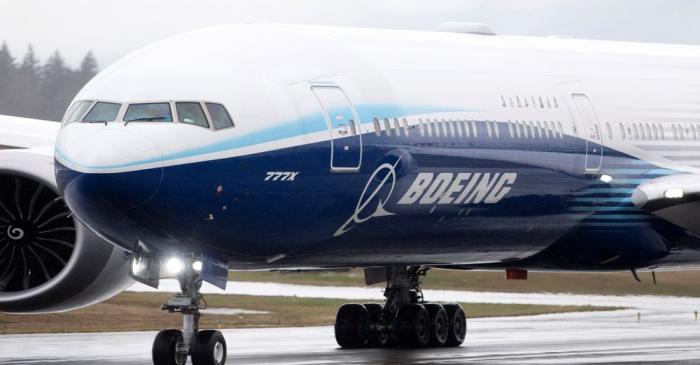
151;256;227;365
335;266;467;349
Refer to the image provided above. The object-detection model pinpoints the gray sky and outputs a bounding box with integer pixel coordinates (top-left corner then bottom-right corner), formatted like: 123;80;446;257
1;0;699;68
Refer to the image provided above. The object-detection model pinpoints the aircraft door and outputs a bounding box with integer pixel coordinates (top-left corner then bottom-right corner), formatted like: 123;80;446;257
311;86;362;172
571;94;603;171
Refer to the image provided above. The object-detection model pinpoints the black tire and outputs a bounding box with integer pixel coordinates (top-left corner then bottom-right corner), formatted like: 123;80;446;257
152;329;187;365
364;303;388;347
335;304;370;348
443;304;467;347
394;304;430;348
424;304;449;347
191;330;227;365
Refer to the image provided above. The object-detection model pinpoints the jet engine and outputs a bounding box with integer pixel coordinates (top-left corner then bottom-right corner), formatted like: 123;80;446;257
0;148;133;313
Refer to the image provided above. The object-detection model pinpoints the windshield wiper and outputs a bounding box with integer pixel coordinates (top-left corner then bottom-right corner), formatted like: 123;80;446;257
124;117;170;125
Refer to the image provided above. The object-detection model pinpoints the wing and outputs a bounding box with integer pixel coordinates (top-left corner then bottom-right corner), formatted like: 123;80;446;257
633;174;700;235
0;114;59;150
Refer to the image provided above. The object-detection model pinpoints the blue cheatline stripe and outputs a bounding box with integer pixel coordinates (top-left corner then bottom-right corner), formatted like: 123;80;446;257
567;206;641;212
578;188;635;194
584;215;651;220
604;179;651;185
570;197;633;203
55;103;476;170
580;222;650;227
630;159;661;165
603;168;675;175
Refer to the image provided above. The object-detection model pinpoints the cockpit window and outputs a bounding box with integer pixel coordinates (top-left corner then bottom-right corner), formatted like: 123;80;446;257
176;102;209;128
64;101;94;125
124;103;173;123
82;102;121;123
206;103;234;129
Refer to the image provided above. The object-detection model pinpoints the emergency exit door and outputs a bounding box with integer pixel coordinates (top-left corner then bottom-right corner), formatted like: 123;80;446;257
571;94;603;171
311;86;362;172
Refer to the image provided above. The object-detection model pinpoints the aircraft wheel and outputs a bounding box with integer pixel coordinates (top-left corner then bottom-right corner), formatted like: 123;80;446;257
191;330;227;365
364;303;388;347
394;304;430;348
335;304;369;348
443;304;467;347
152;329;187;365
424;304;449;347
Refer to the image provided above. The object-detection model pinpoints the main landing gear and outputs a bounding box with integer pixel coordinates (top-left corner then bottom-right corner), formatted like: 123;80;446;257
334;266;467;349
152;256;227;365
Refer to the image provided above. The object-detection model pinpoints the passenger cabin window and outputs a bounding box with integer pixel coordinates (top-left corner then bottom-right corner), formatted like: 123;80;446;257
349;120;357;136
619;123;625;140
206;103;234;129
383;118;392;136
82;102;121;123
508;121;515;138
441;119;449;137
124;103;173;123
64;100;94;125
176;102;209;128
659;124;665;140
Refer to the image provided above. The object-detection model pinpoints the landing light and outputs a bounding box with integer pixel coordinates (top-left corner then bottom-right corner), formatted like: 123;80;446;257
600;175;613;183
192;260;203;272
664;188;684;199
131;257;146;275
165;257;184;275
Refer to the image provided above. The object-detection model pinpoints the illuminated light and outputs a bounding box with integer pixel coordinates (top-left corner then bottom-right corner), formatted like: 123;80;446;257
165;257;184;275
131;257;146;275
600;175;613;183
664;188;684;199
192;260;203;272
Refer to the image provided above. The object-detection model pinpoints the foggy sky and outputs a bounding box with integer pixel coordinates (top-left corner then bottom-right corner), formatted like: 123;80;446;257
1;0;699;67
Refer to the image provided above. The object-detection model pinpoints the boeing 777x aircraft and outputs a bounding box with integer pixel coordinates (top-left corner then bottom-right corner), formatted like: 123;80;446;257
3;23;700;365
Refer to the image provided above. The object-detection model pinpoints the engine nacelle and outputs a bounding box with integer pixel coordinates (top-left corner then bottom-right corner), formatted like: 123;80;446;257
0;148;133;313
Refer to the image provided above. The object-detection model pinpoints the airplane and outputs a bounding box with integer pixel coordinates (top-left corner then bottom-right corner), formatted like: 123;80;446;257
2;21;700;365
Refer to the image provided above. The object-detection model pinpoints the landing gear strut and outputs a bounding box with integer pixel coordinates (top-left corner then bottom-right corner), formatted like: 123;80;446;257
335;266;466;349
152;255;227;365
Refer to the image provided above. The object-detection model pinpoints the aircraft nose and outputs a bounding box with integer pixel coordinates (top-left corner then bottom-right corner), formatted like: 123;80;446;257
56;128;164;213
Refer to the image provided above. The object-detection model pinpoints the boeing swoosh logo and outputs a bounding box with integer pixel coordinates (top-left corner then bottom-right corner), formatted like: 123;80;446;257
334;158;401;237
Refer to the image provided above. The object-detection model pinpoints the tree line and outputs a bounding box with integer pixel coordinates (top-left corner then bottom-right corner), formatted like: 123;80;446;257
0;42;98;122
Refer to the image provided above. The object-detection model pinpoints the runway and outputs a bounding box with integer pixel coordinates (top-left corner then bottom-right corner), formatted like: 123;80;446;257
4;290;700;364
4;283;700;364
2;311;700;364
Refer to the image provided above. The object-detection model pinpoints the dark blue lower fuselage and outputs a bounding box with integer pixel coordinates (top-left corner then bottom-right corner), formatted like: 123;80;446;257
55;121;700;271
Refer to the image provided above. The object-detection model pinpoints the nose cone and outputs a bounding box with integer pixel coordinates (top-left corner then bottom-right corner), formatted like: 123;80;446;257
55;127;164;249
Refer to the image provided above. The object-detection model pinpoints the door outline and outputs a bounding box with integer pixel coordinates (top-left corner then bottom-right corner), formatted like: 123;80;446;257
571;93;603;172
311;85;363;173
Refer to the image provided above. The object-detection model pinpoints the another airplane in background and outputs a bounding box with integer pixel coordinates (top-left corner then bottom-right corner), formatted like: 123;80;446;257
3;22;700;365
